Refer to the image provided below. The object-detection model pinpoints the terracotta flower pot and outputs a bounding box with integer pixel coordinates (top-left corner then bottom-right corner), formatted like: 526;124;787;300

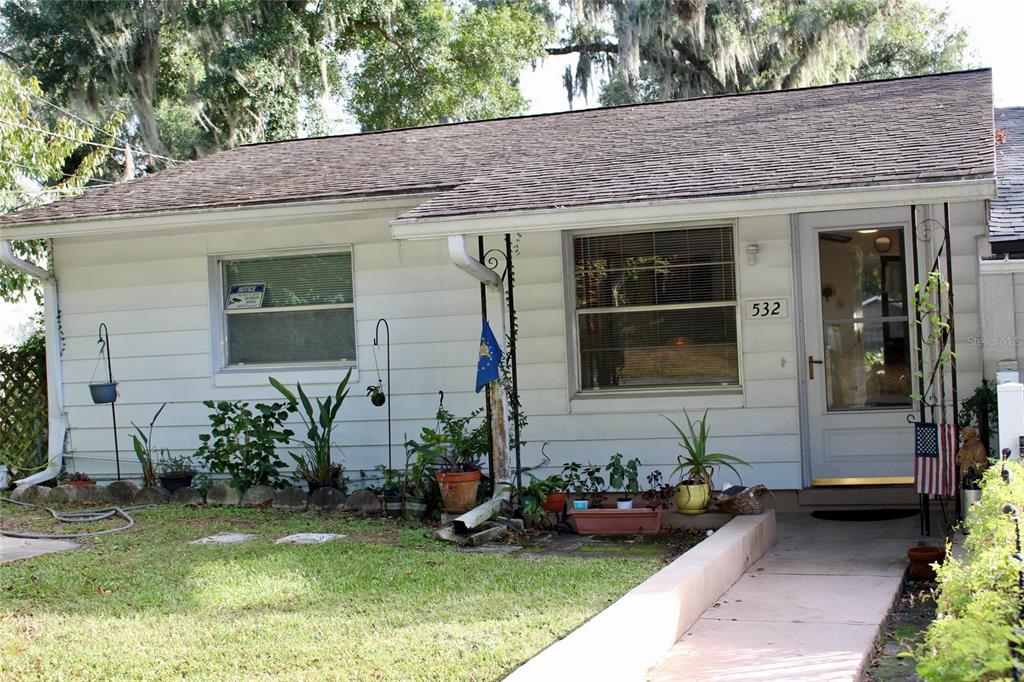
570;507;662;535
675;482;711;515
435;470;481;513
907;545;945;581
65;480;96;489
542;492;566;513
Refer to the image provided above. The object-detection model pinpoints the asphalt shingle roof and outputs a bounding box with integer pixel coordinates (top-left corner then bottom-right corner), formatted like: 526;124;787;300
991;107;1024;244
0;69;995;229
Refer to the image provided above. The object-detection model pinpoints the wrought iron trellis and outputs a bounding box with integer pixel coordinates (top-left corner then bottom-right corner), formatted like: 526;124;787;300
477;234;523;491
909;203;960;536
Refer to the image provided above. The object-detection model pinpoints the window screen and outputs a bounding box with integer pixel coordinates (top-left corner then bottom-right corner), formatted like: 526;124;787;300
221;251;355;366
573;226;739;390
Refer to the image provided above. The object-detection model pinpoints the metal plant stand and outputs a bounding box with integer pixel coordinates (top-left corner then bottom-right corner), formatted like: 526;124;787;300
92;323;121;480
373;318;393;470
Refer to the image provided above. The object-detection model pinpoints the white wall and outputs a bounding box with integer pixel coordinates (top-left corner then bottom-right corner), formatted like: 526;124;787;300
51;199;986;490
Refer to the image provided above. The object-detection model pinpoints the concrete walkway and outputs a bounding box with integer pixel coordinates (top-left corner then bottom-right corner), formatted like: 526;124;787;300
0;535;79;563
647;513;923;682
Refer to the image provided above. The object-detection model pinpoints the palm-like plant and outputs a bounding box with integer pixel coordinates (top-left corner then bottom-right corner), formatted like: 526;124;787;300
270;370;351;491
130;403;166;488
664;409;748;491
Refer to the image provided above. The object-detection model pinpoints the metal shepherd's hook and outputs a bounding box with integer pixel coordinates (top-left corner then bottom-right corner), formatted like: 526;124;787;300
97;323;121;480
373;319;392;470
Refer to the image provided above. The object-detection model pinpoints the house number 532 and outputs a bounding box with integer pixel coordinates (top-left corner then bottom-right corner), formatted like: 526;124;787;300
744;298;789;320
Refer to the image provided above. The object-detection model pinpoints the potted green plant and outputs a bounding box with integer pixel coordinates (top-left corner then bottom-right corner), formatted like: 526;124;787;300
568;455;663;534
641;470;675;510
400;445;433;521
606;453;641;509
130;403;166;488
409;406;487;513
561;461;604;510
374;464;404;518
665;409;749;515
156;454;197;493
270;370;351;492
519;473;567;515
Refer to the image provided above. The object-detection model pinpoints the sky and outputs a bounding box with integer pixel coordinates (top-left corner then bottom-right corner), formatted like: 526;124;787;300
1;0;1021;346
520;0;1024;115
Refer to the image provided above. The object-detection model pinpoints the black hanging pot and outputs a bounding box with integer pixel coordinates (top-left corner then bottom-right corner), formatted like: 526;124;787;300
89;381;118;404
367;384;386;407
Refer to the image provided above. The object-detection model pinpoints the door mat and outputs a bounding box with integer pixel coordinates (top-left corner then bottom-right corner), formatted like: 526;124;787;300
811;509;919;522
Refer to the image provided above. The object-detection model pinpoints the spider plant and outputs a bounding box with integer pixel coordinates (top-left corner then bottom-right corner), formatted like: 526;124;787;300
664;409;748;491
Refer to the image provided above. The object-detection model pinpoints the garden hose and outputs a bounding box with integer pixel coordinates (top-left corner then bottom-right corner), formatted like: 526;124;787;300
0;495;156;539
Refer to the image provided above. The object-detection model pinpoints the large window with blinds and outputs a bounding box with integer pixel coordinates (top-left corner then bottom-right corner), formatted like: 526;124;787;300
572;226;739;391
219;250;355;367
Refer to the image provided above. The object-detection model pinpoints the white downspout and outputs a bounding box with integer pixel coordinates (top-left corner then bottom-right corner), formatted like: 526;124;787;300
0;240;66;487
447;235;512;529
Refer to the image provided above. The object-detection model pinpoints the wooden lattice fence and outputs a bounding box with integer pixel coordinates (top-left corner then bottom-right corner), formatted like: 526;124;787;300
0;333;47;475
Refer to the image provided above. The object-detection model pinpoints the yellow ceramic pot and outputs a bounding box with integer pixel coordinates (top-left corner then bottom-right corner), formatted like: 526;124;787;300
674;482;710;515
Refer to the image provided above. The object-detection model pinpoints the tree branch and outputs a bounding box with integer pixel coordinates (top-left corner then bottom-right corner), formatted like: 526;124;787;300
546;42;618;56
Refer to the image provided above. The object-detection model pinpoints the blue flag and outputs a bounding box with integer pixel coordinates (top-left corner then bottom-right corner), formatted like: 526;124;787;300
475;321;503;393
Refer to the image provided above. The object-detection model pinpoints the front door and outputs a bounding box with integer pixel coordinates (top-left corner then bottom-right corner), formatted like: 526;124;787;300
800;218;916;485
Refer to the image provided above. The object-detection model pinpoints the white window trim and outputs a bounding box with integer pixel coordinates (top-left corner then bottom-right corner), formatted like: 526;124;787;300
208;245;359;382
563;221;744;399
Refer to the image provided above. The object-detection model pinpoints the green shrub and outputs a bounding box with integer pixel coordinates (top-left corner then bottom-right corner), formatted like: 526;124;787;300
194;400;293;490
916;461;1024;680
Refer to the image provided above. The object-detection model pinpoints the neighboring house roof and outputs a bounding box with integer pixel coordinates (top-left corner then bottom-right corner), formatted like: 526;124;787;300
991;107;1024;247
0;69;995;229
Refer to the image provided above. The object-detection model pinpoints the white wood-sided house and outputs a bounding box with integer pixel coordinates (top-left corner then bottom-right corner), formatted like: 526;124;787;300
0;69;1000;495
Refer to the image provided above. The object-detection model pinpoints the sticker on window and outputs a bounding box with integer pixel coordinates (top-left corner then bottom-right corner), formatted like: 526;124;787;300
226;283;266;309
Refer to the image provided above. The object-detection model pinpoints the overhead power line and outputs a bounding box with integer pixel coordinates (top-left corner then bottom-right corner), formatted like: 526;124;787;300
0;159;118;186
0;117;181;165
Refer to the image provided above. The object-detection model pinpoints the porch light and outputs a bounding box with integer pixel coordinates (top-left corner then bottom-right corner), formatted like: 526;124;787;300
746;242;760;266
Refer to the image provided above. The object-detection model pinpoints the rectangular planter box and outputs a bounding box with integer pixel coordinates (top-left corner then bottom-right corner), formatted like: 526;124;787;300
570;507;662;535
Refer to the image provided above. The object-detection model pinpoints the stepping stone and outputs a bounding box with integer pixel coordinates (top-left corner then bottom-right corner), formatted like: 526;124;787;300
206;481;241;506
458;545;522;554
273;486;308;511
190;532;258;545
105;480;140;505
171;487;203;505
240;484;274;508
134;486;170;505
274;533;346;545
309;487;346;511
344;489;380;514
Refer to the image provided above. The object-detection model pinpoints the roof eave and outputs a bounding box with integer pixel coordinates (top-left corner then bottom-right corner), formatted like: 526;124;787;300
0;192;439;240
389;178;997;240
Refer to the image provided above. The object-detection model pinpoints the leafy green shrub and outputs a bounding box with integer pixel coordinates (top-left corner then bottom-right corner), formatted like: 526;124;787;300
194;400;293;490
916;461;1024;680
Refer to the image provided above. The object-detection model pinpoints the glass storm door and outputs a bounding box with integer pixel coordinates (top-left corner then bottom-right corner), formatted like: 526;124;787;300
800;223;916;485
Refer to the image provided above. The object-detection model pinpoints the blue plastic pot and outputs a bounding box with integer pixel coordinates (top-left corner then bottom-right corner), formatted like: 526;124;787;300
572;499;589;510
89;382;118;404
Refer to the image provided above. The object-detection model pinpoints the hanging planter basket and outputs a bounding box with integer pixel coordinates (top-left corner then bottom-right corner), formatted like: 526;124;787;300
89;381;118;404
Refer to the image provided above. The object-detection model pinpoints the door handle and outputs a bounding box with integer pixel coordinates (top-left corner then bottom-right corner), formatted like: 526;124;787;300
808;355;823;380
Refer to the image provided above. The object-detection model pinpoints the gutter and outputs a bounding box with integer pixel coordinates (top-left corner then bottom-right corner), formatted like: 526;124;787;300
0;240;66;487
393;178;998;240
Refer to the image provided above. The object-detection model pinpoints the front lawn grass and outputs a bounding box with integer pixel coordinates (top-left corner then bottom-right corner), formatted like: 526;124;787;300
1;505;666;681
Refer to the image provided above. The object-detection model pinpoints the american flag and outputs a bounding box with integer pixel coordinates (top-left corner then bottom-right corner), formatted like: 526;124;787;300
914;422;957;496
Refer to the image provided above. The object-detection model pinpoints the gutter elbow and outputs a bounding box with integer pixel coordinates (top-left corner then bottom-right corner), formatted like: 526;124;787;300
448;235;500;286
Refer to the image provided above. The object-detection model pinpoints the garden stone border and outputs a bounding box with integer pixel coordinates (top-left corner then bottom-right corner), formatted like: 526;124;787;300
505;511;777;682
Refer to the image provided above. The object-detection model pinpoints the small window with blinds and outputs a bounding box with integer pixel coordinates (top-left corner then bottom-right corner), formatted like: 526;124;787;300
573;226;739;391
220;251;355;367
